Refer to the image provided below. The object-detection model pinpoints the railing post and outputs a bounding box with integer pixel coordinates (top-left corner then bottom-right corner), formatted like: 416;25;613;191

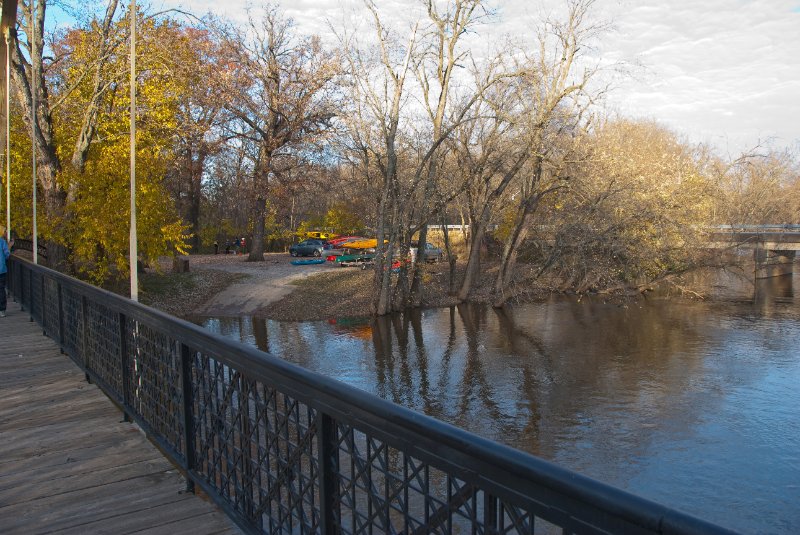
180;342;196;494
9;258;16;303
484;492;499;534
57;281;64;353
40;273;46;335
119;312;132;422
318;412;339;534
80;295;91;372
28;267;33;321
17;262;24;310
239;375;255;520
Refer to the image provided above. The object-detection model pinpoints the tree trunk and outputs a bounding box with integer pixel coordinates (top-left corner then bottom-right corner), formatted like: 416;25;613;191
441;219;457;295
41;163;69;271
492;211;533;308
248;196;265;261
458;152;529;301
188;148;206;251
457;222;487;301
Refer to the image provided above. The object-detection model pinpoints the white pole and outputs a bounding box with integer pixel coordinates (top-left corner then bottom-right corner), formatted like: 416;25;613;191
129;0;138;300
5;28;10;240
31;2;37;264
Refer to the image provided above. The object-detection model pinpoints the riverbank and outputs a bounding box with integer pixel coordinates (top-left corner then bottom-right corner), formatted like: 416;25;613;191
140;253;551;321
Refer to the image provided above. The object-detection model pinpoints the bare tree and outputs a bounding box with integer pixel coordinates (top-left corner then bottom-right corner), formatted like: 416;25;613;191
407;0;490;307
341;0;506;314
338;0;419;315
491;0;606;307
453;75;530;301
215;6;340;261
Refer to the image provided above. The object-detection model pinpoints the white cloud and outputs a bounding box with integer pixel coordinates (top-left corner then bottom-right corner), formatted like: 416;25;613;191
154;0;800;153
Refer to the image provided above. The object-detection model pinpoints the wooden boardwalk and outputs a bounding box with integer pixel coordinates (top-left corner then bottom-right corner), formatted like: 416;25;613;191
0;301;241;535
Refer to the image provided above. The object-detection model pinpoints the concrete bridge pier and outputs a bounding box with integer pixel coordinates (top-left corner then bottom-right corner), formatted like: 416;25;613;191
754;248;796;278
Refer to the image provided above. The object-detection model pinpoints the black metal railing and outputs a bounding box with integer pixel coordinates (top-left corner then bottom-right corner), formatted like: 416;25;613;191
7;256;737;535
10;238;49;261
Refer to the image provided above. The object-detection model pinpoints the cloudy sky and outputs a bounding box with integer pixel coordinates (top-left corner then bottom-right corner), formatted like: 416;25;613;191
147;0;800;154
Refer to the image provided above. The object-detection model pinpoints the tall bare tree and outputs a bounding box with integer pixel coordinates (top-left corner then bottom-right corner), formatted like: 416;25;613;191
339;0;420;315
215;7;340;261
342;0;505;313
491;0;605;307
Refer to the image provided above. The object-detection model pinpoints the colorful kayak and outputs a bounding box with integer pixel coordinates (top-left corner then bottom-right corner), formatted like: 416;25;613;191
328;236;362;247
305;231;335;240
290;258;326;266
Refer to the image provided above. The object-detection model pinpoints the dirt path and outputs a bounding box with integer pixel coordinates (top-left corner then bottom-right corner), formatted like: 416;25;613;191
185;253;334;316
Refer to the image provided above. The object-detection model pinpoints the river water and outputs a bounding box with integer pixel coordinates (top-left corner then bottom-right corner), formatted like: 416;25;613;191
193;269;800;534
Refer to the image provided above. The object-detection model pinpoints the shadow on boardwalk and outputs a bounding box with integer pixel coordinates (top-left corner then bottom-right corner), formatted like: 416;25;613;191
0;302;241;535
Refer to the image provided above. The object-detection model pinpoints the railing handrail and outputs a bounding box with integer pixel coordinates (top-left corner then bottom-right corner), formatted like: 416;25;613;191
710;224;800;231
6;255;738;535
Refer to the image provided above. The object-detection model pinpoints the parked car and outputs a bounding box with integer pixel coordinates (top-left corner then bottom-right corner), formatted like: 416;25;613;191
289;239;327;257
410;241;443;263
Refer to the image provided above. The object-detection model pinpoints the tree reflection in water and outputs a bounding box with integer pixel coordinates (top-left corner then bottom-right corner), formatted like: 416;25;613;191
192;269;800;533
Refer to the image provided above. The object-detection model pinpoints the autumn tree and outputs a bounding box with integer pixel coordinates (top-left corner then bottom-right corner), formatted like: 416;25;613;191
163;26;229;251
710;148;800;225
541;119;715;293
9;2;191;283
10;0;124;269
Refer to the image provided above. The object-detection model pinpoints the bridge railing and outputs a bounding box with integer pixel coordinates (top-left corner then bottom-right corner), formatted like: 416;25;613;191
710;224;800;232
7;256;736;535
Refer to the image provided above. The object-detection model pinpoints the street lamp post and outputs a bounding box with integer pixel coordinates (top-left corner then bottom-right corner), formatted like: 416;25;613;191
4;28;10;240
129;0;138;301
31;1;37;264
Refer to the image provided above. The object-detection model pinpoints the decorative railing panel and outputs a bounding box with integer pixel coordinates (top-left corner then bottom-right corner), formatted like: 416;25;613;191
43;277;60;340
6;256;737;535
125;320;185;456
61;285;84;365
84;299;124;398
29;268;43;324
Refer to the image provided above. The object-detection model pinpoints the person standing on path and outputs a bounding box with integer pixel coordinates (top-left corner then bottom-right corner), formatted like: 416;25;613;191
0;225;13;317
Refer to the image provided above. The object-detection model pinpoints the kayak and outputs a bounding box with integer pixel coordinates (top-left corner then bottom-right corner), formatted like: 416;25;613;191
344;238;387;250
290;258;326;266
328;236;362;247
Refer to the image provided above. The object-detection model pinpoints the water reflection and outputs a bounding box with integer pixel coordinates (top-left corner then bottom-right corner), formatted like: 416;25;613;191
192;268;800;533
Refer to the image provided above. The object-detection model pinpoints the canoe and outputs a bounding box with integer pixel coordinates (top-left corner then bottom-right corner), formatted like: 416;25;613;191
290;258;326;266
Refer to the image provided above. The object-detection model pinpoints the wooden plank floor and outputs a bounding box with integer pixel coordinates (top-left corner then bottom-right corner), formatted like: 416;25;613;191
0;301;242;535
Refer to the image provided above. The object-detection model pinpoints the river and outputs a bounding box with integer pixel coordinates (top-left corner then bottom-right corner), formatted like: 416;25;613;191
192;269;800;534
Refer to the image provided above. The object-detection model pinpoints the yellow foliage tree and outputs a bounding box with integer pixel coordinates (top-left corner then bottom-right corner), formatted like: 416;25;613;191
8;9;190;285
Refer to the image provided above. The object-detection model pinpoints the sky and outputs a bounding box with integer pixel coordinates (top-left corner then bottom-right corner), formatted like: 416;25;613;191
88;0;800;155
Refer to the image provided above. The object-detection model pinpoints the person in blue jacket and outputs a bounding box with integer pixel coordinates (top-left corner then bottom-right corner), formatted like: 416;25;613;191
0;225;12;317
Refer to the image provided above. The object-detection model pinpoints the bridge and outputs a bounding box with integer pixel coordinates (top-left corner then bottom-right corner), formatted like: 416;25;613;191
707;225;800;278
1;255;740;534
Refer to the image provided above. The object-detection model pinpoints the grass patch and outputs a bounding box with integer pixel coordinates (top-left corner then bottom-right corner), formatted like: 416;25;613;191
139;269;246;318
140;271;198;299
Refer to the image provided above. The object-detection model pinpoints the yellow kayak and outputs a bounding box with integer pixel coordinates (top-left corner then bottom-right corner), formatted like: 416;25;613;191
343;238;386;250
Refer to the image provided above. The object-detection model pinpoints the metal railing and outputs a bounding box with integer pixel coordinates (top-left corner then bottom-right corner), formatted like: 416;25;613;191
7;256;737;535
10;238;48;261
710;224;800;232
